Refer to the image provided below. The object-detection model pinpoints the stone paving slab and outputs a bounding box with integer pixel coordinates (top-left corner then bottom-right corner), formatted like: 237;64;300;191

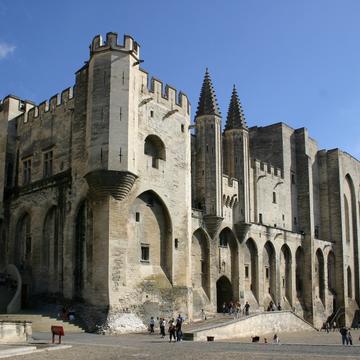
229;329;360;345
0;344;72;358
0;345;36;359
4;330;354;360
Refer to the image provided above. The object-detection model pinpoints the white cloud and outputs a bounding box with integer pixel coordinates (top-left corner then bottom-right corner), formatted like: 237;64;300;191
0;42;15;60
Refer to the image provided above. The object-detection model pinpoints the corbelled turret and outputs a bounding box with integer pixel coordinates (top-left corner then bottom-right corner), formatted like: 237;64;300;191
195;68;221;118
225;85;247;130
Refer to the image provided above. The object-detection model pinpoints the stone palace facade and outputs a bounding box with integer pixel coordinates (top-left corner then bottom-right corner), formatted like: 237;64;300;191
0;32;359;328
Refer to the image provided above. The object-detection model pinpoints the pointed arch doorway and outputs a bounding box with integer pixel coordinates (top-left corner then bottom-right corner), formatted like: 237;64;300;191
216;276;233;312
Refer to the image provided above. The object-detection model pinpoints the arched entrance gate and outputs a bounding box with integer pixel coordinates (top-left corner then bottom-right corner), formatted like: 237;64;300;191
216;276;233;312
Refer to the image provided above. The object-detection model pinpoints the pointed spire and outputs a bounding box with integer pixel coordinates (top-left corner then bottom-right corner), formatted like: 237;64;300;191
225;85;247;130
195;68;221;118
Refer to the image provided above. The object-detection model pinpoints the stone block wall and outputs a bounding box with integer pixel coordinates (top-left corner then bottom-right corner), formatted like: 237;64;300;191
0;32;359;331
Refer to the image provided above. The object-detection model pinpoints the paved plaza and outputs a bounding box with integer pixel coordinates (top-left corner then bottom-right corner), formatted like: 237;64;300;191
2;330;360;360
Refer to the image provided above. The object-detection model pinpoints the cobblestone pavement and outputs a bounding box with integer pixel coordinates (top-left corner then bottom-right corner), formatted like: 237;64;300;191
7;330;360;360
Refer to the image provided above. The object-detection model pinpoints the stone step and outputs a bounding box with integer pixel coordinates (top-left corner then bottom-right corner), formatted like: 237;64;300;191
0;314;85;333
183;314;236;332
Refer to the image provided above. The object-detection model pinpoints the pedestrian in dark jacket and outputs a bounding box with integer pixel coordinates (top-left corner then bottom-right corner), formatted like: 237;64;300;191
159;318;165;338
168;319;176;343
340;326;349;345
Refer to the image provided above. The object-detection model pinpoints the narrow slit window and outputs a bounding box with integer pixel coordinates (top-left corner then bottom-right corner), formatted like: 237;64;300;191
259;213;263;224
43;151;53;178
201;260;205;274
141;245;150;262
22;158;32;185
273;192;277;204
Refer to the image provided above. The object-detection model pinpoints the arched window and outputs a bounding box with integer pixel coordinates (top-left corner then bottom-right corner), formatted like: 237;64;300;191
74;201;93;298
327;251;336;293
264;242;276;301
192;229;210;299
219;231;228;247
14;213;31;268
144;135;166;169
245;238;258;300
131;191;172;282
315;249;325;304
42;207;58;293
344;195;350;243
347;266;352;298
295;247;305;296
0;223;5;269
281;244;292;303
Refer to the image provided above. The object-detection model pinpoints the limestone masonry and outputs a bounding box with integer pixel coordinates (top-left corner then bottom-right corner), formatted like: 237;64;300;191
0;32;359;330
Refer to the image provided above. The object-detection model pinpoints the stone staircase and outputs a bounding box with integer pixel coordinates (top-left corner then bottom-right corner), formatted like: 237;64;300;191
183;311;316;341
183;314;232;332
0;313;85;333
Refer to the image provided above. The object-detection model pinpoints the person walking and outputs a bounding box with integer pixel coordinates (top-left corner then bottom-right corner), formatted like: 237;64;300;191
272;334;280;344
168;318;176;343
267;301;273;312
348;329;353;345
325;322;330;333
340;326;349;345
176;314;183;342
229;301;234;316
200;308;207;321
159;318;165;338
235;302;241;319
244;301;250;316
149;317;155;334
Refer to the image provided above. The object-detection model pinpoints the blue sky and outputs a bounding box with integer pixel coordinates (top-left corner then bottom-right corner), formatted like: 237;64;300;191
1;0;360;158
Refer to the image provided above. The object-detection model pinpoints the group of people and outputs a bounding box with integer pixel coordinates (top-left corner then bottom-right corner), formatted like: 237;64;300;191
222;301;251;317
148;314;184;342
323;321;338;332
251;334;280;344
339;326;354;345
58;306;76;321
266;301;281;312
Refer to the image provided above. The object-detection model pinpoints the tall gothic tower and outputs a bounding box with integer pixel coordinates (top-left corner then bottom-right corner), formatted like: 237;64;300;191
193;69;223;237
223;85;250;223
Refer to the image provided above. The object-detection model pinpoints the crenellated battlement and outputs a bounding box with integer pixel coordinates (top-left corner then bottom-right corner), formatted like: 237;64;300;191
222;174;238;188
0;95;35;113
252;158;283;179
139;69;190;114
90;32;140;59
26;87;74;122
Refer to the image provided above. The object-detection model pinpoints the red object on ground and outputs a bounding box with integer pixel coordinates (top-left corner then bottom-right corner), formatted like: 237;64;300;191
51;325;65;344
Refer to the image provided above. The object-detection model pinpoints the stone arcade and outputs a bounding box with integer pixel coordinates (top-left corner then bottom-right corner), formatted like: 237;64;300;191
0;32;359;329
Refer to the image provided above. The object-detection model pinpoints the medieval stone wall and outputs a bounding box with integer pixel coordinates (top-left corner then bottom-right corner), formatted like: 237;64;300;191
0;32;359;330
